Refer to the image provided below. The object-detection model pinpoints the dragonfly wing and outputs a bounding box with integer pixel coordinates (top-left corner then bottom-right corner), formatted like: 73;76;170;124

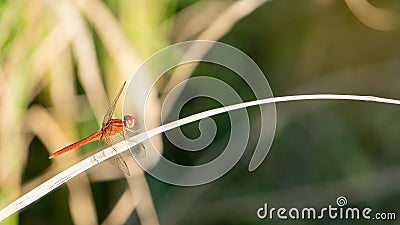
100;81;131;175
104;135;131;176
129;143;146;159
102;81;126;127
123;129;146;159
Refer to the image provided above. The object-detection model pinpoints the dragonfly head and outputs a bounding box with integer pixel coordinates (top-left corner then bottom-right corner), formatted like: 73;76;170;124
123;115;136;128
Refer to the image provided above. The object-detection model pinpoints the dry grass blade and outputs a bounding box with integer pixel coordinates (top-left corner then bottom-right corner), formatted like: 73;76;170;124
131;172;160;225
344;0;400;31
160;0;271;108
72;0;163;170
170;1;231;42
1;94;400;222
101;189;137;225
45;0;108;122
72;0;142;77
25;105;98;225
0;2;49;224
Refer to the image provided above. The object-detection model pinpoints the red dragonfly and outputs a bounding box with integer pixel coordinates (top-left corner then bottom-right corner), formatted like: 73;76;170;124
49;81;144;175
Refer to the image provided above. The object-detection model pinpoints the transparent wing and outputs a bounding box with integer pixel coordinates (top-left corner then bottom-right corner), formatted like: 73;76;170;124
130;143;146;159
104;135;131;176
123;128;146;159
101;81;130;175
102;81;126;127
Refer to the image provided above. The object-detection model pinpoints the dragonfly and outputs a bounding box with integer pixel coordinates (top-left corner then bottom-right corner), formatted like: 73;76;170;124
49;81;144;176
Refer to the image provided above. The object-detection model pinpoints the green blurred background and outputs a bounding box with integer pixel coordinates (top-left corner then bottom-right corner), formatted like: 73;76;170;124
1;0;400;224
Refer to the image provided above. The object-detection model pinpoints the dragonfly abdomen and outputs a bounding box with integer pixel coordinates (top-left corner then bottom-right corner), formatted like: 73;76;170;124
48;130;103;159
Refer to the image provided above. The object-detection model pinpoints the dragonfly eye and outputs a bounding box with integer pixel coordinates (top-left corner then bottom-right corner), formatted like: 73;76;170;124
123;115;135;128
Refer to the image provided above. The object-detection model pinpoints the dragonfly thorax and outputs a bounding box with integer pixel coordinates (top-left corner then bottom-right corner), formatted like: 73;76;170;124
123;115;135;128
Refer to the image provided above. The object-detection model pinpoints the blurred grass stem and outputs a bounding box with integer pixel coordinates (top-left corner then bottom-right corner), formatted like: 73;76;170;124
1;93;400;222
